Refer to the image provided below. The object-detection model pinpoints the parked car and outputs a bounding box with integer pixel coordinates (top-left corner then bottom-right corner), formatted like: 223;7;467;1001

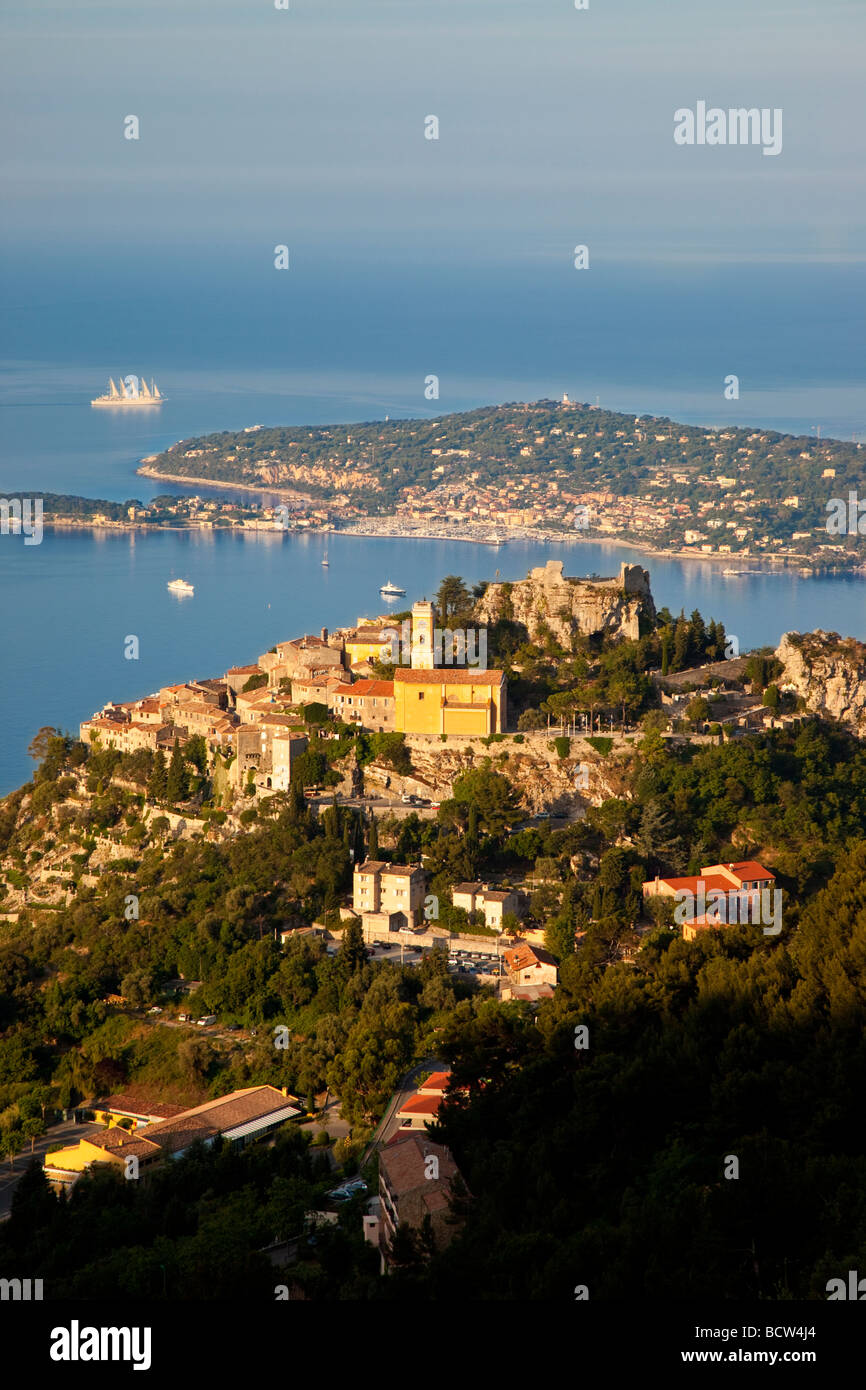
146;1006;162;1014
225;1023;241;1031
196;1014;217;1027
401;794;415;804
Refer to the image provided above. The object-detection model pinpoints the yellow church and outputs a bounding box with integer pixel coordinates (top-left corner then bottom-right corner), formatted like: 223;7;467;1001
393;601;507;737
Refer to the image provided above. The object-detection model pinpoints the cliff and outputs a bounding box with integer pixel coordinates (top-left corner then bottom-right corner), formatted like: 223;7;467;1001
775;630;866;732
474;559;655;645
362;735;635;817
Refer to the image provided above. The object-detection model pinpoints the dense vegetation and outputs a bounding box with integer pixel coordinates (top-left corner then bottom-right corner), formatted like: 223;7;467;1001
3;686;866;1296
142;399;863;547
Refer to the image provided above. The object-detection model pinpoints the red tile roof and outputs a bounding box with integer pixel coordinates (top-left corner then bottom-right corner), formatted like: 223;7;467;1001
418;1071;452;1094
397;1094;443;1116
331;680;395;698
394;669;504;685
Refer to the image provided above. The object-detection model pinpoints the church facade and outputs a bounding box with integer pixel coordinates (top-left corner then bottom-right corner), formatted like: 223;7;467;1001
393;601;507;736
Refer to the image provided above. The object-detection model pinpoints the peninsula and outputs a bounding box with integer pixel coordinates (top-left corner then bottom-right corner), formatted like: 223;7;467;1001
138;398;866;572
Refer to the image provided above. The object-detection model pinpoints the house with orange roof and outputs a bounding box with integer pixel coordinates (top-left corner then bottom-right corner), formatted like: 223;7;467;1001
643;860;777;939
504;942;559;989
328;679;395;732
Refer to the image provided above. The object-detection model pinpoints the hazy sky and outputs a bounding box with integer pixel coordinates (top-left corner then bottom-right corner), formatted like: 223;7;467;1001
2;0;864;265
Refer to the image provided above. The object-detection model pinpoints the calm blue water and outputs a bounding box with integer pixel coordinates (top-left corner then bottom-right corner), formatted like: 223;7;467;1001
1;257;865;793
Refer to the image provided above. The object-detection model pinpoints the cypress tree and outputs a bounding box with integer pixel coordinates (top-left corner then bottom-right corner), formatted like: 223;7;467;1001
166;739;189;804
147;750;167;802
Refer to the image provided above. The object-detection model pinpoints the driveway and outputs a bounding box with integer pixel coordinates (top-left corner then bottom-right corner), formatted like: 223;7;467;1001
0;1117;102;1219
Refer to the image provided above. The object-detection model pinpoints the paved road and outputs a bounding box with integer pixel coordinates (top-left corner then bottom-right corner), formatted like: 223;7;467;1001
0;1118;102;1218
308;795;438;820
361;1057;445;1166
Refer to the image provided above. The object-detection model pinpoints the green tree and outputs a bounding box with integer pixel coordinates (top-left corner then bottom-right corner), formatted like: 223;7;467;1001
338;919;368;976
517;709;545;731
451;766;522;838
434;575;472;625
185;735;208;776
147;750;167;801
166;741;189;803
120;969;153;1008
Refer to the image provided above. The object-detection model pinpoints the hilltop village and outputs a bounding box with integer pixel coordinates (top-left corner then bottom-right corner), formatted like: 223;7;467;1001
2;556;824;953
5;558;866;1294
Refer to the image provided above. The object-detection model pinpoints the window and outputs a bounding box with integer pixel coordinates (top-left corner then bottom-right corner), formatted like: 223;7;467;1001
418;692;424;700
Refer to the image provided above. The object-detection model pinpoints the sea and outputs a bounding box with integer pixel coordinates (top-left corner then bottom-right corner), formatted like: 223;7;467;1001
1;256;865;794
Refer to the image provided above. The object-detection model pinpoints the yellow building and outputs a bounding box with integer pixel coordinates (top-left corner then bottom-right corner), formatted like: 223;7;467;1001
343;625;393;667
393;669;507;736
43;1086;301;1194
389;599;507;736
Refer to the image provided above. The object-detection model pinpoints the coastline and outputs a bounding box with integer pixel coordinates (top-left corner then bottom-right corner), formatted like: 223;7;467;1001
116;463;862;576
136;461;311;503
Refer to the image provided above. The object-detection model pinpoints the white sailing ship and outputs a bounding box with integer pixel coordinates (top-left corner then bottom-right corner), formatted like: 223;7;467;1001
91;376;163;407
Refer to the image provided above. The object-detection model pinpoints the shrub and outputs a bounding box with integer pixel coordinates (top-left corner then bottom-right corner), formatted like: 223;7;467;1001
517;708;545;731
585;736;613;756
553;736;570;758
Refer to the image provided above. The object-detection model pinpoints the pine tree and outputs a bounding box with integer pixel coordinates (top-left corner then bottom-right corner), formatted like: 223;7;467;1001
338;918;368;975
638;797;685;875
147;750;167;802
166;739;189;804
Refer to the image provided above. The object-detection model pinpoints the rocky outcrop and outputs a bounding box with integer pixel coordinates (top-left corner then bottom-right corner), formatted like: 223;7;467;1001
364;735;635;817
475;559;655;645
775;630;866;732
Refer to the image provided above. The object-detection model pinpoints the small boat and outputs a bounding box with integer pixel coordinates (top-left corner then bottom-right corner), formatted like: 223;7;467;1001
380;579;406;597
322;550;329;567
167;578;194;595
